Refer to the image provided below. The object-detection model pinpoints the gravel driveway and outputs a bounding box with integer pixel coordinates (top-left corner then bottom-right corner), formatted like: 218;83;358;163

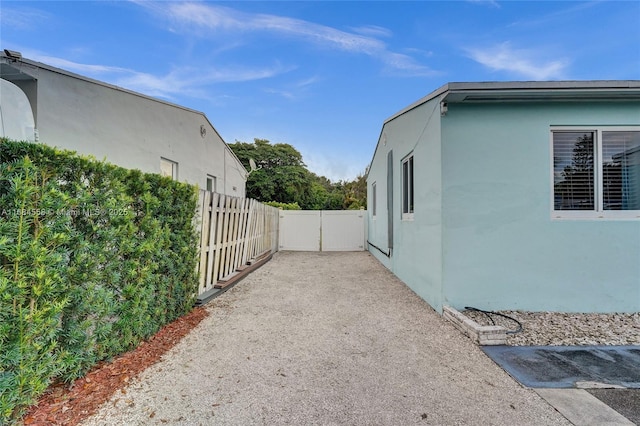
81;251;569;425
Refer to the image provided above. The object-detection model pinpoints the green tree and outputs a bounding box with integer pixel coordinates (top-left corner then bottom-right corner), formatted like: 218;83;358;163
342;173;367;209
229;139;316;208
228;138;367;210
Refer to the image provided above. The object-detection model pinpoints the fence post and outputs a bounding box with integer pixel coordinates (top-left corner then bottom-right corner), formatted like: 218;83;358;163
196;190;208;294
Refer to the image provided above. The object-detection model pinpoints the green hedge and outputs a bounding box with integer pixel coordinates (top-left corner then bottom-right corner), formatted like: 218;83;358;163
0;139;200;423
264;201;301;210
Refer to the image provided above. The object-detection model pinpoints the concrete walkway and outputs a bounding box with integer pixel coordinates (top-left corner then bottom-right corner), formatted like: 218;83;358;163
82;252;572;425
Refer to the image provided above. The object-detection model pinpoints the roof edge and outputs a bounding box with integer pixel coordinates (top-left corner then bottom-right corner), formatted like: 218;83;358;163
384;80;640;125
1;51;248;175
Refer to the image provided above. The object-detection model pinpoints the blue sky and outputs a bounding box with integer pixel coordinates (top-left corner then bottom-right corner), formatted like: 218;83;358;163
2;1;639;181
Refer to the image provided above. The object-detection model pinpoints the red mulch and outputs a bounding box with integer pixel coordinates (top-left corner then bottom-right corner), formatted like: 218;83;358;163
22;307;209;426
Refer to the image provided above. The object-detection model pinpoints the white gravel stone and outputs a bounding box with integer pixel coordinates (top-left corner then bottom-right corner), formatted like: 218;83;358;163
462;309;640;346
80;252;569;425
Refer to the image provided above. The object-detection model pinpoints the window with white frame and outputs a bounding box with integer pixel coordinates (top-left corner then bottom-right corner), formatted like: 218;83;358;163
552;128;640;218
372;182;377;218
402;154;414;220
160;157;178;180
206;175;217;192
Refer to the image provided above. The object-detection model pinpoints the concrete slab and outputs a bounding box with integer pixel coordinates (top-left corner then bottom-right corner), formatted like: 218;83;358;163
587;389;640;425
536;389;635;426
482;345;640;388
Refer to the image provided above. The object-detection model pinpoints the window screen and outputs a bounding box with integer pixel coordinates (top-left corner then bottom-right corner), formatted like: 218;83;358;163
602;131;640;210
552;129;640;216
553;132;594;210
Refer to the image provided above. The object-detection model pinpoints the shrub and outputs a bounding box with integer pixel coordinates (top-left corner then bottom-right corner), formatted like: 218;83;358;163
0;139;200;423
265;201;301;210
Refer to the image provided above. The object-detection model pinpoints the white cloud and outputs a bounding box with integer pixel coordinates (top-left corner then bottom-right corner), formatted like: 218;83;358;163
404;47;434;58
382;52;436;76
507;2;599;29
27;53;131;75
114;63;293;99
304;151;367;182
295;76;321;88
114;70;191;99
163;3;384;54
466;42;569;80
0;7;50;30
263;76;322;101
350;25;393;38
467;0;501;9
263;87;296;100
138;2;434;77
24;50;290;100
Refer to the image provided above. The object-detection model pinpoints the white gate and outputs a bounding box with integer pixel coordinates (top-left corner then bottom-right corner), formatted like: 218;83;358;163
321;210;365;251
278;210;320;251
279;210;365;251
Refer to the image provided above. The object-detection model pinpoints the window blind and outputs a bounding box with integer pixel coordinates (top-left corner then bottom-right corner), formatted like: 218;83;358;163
553;132;594;210
603;131;640;210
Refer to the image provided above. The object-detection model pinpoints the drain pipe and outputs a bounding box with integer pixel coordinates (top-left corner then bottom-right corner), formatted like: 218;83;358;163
367;240;391;258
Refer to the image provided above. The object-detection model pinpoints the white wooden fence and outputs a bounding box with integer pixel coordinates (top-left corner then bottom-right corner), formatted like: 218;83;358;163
278;210;366;252
195;190;279;296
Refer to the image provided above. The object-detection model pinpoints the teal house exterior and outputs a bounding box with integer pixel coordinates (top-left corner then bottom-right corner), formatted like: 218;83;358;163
366;81;640;314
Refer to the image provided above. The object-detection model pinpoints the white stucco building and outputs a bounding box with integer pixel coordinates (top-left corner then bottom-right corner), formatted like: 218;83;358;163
0;50;246;196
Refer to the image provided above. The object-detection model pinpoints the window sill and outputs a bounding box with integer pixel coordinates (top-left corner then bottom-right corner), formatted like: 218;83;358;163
552;212;640;220
401;213;414;221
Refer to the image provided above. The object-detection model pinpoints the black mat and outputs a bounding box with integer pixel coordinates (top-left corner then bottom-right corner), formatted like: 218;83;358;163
482;345;640;388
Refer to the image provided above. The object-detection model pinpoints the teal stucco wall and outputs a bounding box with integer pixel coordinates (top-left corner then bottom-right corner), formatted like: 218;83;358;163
440;102;640;313
367;97;444;311
368;98;640;313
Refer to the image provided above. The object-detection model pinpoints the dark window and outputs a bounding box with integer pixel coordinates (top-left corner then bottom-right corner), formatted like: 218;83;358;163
372;182;377;217
402;155;414;218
